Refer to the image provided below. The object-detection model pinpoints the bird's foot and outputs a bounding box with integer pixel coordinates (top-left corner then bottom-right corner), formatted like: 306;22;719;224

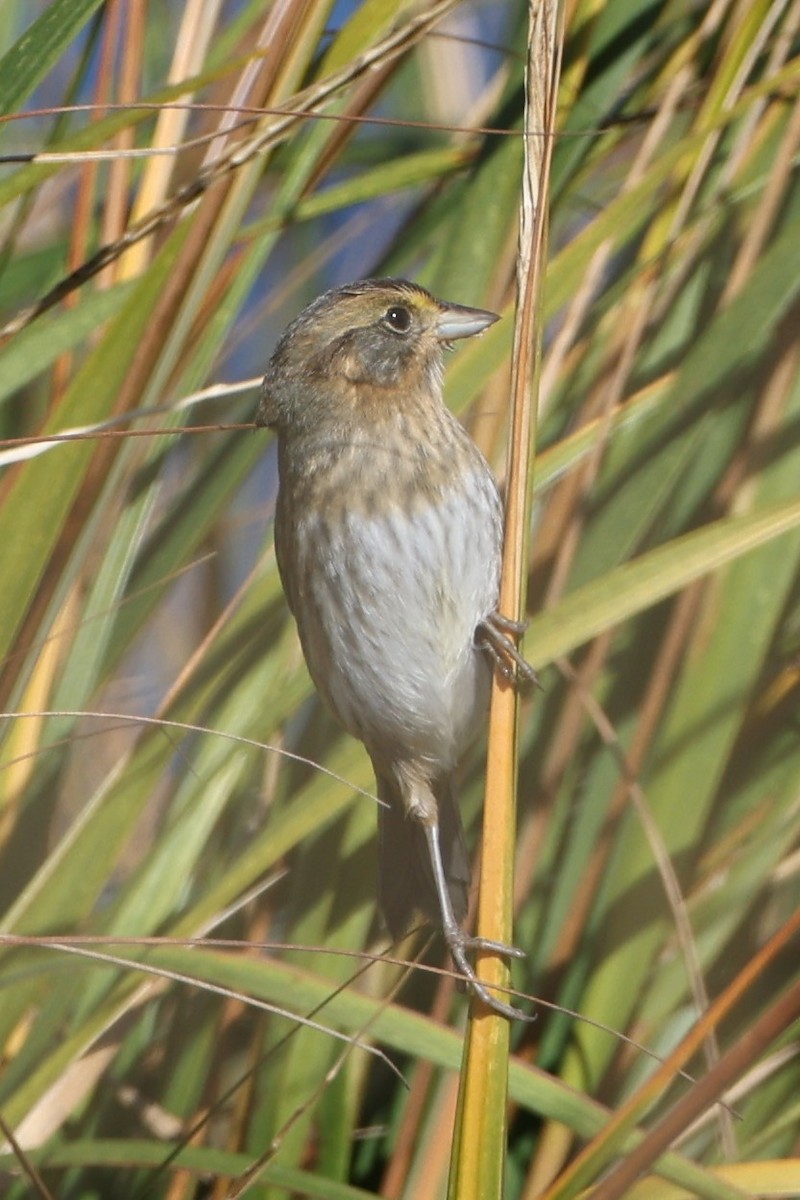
477;612;540;691
443;922;534;1022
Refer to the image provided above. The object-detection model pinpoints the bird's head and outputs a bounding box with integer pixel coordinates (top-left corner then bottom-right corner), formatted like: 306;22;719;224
256;279;498;432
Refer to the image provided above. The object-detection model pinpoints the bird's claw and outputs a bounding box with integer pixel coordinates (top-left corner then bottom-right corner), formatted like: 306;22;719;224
443;924;534;1022
419;799;533;1021
477;612;540;691
488;612;528;637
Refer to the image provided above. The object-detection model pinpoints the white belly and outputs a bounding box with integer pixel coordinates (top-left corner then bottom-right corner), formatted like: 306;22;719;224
292;470;502;769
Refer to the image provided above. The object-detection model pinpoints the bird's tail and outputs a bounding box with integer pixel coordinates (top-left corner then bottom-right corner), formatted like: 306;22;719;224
376;772;471;940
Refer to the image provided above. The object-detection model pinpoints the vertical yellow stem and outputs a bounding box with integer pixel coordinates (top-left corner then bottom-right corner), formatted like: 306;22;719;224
449;3;563;1196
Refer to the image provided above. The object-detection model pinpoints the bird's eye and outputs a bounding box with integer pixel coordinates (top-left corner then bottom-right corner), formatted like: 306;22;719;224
384;305;412;332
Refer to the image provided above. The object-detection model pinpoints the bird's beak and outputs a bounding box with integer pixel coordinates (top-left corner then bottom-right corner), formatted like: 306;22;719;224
435;302;500;342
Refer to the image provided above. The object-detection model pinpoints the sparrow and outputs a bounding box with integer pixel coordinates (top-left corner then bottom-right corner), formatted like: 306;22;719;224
256;278;535;1018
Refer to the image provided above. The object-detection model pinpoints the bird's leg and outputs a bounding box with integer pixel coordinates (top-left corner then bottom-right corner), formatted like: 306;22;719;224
477;612;540;690
422;820;533;1022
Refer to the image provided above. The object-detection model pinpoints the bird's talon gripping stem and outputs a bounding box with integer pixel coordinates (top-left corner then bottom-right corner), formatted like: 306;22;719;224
467;934;527;960
444;926;534;1021
488;612;528;637
477;612;540;691
423;796;533;1021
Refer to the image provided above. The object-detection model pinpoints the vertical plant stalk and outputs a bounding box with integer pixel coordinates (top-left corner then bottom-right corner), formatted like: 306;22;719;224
449;3;563;1197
